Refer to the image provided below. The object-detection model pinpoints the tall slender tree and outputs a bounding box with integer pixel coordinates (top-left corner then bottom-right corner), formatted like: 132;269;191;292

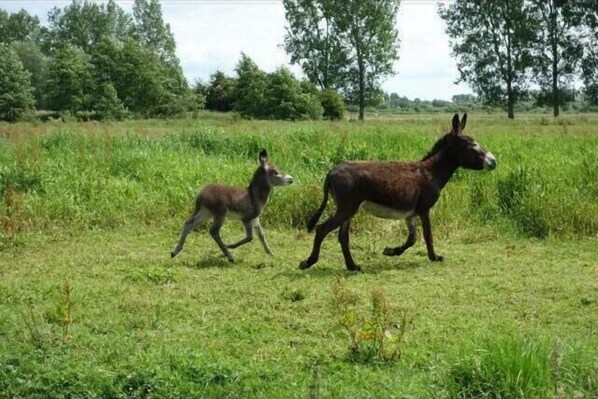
283;0;399;120
439;0;536;119
283;0;347;90
334;0;400;120
528;0;584;116
0;44;35;121
579;0;598;105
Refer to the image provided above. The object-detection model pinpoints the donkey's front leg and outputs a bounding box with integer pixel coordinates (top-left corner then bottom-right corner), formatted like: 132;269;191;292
419;211;443;262
254;220;273;255
226;220;254;249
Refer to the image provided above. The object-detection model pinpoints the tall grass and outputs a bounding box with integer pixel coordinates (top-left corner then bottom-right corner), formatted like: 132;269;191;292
0;113;597;239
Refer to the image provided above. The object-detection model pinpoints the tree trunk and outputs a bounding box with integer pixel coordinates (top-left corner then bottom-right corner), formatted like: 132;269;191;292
507;89;515;119
552;59;559;117
358;59;365;121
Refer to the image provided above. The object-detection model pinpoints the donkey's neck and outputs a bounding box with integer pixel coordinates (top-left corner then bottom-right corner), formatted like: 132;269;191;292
247;172;272;213
423;151;459;189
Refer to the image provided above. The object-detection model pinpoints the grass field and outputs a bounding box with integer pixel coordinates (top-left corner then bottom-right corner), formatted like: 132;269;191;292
1;113;597;398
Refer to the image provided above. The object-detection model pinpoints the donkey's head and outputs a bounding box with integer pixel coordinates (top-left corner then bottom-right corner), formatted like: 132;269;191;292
257;149;294;187
436;113;497;171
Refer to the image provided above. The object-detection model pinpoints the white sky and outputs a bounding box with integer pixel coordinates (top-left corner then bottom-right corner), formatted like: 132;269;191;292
1;0;472;100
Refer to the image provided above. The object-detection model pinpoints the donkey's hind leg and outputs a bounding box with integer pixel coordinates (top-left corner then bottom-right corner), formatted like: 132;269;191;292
209;214;235;263
171;208;210;258
383;216;417;257
338;219;360;271
299;208;357;270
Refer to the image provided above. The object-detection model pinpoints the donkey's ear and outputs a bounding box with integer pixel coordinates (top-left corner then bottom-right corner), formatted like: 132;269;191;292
259;149;268;166
451;113;460;135
460;113;467;132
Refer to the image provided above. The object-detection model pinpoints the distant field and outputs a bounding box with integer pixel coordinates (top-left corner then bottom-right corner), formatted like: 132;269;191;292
1;113;597;398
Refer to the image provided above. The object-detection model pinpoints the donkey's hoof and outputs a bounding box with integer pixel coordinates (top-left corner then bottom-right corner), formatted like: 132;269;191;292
299;260;311;270
347;264;362;272
430;255;444;262
383;247;396;256
227;257;235;263
170;251;176;259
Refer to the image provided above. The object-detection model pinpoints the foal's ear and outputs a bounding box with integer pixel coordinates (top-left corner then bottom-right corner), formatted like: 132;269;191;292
259;149;268;166
451;113;460;135
460;113;467;132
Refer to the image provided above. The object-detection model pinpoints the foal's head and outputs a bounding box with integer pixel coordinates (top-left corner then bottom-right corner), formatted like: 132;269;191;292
428;114;497;171
255;149;294;187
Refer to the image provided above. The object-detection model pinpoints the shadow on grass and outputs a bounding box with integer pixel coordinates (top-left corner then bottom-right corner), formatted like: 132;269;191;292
273;258;426;279
176;255;233;270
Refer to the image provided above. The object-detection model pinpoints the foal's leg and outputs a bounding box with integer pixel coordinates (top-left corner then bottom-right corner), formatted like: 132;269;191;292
254;220;273;255
338;219;360;271
299;208;356;270
420;211;443;262
171;208;209;258
209;213;235;263
383;216;417;257
226;219;255;249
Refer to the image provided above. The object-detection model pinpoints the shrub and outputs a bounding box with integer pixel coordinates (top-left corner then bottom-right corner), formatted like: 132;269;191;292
319;89;345;120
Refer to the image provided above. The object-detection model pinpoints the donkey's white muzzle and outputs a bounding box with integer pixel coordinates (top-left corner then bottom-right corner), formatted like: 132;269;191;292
483;152;497;170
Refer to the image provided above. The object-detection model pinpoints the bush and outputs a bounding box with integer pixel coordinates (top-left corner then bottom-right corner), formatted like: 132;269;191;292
263;67;323;120
319;89;345;120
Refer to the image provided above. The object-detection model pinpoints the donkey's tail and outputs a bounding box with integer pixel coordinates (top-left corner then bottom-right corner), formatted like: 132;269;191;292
306;174;331;233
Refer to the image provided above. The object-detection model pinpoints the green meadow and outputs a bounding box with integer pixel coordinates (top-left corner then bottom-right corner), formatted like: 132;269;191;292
1;113;597;398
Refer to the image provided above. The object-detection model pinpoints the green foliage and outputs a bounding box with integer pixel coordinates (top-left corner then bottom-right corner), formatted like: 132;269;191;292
205;71;236;112
0;43;35;121
45;44;93;113
528;0;585;117
439;0;536;119
0;9;42;44
94;83;129;120
282;0;348;90
233;53;268;118
441;332;553;398
263;67;323;120
283;0;400;120
332;277;407;363
11;41;48;109
319;89;345;120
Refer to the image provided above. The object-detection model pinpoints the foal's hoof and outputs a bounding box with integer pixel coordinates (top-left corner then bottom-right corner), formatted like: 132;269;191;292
170;251;176;259
299;260;311;270
430;255;444;262
227;257;235;264
383;247;396;256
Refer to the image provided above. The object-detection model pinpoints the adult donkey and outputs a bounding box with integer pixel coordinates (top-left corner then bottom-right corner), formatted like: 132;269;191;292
300;113;496;271
172;150;293;262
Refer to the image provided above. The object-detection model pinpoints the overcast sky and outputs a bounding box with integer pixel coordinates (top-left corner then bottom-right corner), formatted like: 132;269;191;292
2;0;472;101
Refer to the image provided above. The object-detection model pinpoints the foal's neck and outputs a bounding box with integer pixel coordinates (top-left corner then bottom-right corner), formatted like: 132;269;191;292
248;169;271;211
423;151;459;189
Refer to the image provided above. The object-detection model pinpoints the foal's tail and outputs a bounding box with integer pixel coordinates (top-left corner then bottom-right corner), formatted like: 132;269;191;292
306;174;331;233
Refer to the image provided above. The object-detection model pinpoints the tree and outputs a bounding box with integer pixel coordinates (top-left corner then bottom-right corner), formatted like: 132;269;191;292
439;0;536;119
11;41;48;109
333;0;400;120
528;0;584;117
132;0;177;65
233;53;268;118
45;44;94;113
283;0;348;90
264;67;323;120
579;0;598;105
46;0;131;54
94;82;128;120
0;44;35;121
283;0;399;120
0;9;42;44
205;71;236;112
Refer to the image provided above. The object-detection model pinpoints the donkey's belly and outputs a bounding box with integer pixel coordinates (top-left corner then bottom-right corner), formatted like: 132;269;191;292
361;201;414;220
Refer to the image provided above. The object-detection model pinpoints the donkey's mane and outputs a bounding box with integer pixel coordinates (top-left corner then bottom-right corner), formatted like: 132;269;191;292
420;133;451;161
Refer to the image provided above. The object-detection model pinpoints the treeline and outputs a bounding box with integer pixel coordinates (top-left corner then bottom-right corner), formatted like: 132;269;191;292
439;0;598;118
0;0;345;122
